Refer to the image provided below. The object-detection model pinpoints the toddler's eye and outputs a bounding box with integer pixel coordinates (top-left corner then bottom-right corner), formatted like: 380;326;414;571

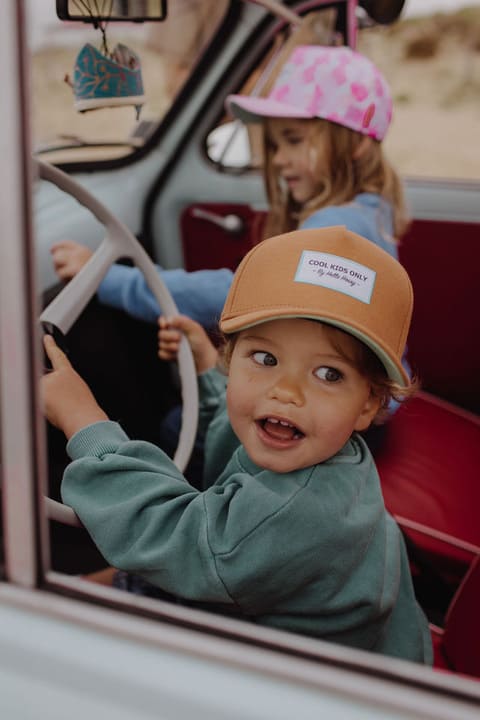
314;366;343;382
252;351;277;367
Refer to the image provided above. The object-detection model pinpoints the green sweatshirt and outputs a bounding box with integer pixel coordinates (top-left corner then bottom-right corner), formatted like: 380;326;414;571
63;369;432;663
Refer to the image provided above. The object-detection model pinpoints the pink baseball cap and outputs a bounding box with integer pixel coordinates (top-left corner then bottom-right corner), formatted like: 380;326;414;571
226;45;392;141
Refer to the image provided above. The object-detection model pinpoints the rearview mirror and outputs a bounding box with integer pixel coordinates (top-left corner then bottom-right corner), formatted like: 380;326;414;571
358;0;405;24
56;0;167;23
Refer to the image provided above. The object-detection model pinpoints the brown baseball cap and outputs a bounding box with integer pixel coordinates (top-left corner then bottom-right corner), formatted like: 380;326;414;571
220;226;413;386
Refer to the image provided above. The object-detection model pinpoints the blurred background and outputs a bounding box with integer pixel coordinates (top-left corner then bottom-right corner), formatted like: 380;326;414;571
27;0;480;179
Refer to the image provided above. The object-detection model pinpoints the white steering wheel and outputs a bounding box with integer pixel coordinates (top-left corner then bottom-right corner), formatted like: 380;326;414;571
38;159;199;527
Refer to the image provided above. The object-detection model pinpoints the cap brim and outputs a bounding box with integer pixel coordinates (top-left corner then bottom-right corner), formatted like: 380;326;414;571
324;319;409;387
226;94;312;124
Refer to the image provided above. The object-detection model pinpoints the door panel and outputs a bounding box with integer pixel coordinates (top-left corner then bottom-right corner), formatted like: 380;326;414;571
181;203;265;272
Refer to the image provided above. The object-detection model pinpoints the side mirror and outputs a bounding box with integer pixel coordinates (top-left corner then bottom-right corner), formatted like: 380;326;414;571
358;0;405;24
56;0;167;23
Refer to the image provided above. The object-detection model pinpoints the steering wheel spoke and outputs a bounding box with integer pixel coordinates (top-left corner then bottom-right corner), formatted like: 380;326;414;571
37;159;199;527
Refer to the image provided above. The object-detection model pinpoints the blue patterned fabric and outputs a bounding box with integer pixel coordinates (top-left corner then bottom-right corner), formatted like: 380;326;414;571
72;43;145;116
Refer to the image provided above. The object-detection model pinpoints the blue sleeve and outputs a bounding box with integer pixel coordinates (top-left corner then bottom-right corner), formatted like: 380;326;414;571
300;201;398;260
97;264;233;329
300;206;365;234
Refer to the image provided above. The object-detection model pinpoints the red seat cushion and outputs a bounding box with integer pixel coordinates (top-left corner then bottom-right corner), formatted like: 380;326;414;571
429;559;480;679
373;392;480;577
430;625;450;670
443;557;480;677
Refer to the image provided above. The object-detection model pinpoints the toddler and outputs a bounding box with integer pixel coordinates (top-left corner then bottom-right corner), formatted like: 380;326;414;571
42;225;431;663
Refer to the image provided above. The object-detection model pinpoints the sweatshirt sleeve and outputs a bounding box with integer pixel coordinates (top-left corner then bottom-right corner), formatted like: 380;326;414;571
97;264;233;328
63;421;233;603
197;367;228;437
61;422;432;660
61;421;311;610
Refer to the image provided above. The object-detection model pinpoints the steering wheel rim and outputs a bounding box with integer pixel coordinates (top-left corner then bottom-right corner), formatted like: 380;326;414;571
37;159;199;527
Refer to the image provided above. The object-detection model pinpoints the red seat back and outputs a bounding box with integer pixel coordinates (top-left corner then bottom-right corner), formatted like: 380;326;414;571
373;391;480;583
399;219;480;414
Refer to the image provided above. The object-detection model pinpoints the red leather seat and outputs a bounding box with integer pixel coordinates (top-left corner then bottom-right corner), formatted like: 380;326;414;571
430;555;480;679
373;391;480;584
398;219;480;415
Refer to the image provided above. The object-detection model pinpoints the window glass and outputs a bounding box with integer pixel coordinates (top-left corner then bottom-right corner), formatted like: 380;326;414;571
209;4;480;182
29;0;229;163
358;6;480;180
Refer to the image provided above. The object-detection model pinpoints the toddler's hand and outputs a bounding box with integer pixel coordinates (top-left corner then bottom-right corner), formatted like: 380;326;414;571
41;334;108;439
51;239;93;280
158;315;218;374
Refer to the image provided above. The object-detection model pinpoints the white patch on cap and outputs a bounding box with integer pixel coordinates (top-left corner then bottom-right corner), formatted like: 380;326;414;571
295;251;376;304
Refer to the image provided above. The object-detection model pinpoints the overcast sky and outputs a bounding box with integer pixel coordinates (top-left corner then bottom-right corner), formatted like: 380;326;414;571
403;0;479;15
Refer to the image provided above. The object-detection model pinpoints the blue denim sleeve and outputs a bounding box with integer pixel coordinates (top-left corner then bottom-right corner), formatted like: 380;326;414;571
97;264;233;328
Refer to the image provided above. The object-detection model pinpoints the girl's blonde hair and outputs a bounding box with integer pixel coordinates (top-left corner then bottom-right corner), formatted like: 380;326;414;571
262;118;409;241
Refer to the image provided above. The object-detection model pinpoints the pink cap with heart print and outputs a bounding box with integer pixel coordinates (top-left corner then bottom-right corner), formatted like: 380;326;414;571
226;45;392;141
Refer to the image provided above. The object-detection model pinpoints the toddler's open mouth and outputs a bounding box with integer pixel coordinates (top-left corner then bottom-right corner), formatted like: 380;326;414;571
258;417;304;441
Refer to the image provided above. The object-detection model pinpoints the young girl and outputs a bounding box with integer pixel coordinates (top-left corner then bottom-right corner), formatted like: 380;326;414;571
228;44;407;252
42;226;431;663
51;45;408;333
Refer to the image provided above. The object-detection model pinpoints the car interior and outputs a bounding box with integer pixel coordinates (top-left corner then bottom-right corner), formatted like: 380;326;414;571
38;0;480;677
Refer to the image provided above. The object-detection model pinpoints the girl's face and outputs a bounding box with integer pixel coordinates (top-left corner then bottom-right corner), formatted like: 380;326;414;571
266;118;329;205
226;318;381;474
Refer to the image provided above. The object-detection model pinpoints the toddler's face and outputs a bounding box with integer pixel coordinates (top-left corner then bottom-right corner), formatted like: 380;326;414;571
226;318;380;473
266;118;328;205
